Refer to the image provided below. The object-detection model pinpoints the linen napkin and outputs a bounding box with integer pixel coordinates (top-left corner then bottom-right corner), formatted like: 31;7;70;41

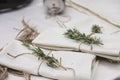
66;0;120;28
0;40;96;80
32;17;120;61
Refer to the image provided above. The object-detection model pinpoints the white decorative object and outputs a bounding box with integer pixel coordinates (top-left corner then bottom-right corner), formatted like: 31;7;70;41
43;0;65;15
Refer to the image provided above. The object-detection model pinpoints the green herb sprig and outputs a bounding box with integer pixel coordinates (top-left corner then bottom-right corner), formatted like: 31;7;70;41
92;24;102;33
22;41;66;69
64;25;103;45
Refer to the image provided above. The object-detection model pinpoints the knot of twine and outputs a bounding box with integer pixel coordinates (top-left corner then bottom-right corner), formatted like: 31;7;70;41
0;65;8;80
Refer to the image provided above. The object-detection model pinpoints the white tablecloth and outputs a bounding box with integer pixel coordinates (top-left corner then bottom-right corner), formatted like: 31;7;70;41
0;0;120;80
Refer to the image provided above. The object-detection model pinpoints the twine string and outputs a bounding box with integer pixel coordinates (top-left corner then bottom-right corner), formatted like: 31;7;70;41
37;50;52;75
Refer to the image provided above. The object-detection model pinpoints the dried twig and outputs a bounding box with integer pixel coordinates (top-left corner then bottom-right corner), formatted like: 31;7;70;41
0;47;3;52
7;53;32;58
16;19;39;42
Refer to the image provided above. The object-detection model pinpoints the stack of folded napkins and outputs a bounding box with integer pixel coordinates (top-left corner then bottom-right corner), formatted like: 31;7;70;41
32;17;120;61
0;0;119;80
0;8;99;80
0;40;96;80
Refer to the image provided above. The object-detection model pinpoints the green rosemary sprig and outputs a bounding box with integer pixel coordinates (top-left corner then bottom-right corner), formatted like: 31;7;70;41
87;25;102;38
92;25;102;33
64;25;103;45
22;41;65;69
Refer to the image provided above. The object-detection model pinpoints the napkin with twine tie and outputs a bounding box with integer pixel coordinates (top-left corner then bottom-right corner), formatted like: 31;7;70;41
32;17;120;61
0;40;96;80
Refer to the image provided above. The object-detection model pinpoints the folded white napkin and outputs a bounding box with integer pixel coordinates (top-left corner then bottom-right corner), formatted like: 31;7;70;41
0;40;96;80
32;18;120;61
66;0;120;26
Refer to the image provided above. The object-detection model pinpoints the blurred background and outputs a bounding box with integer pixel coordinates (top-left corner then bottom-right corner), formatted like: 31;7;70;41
0;0;33;13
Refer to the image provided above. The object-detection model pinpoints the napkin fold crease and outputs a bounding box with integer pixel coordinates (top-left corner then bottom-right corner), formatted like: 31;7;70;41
0;40;96;80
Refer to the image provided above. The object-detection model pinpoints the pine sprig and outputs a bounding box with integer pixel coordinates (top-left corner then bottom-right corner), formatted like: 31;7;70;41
64;28;86;41
92;24;102;33
22;41;65;69
64;25;103;45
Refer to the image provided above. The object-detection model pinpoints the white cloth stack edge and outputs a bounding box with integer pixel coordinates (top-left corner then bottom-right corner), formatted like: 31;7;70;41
70;0;120;24
0;40;96;80
32;15;120;61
